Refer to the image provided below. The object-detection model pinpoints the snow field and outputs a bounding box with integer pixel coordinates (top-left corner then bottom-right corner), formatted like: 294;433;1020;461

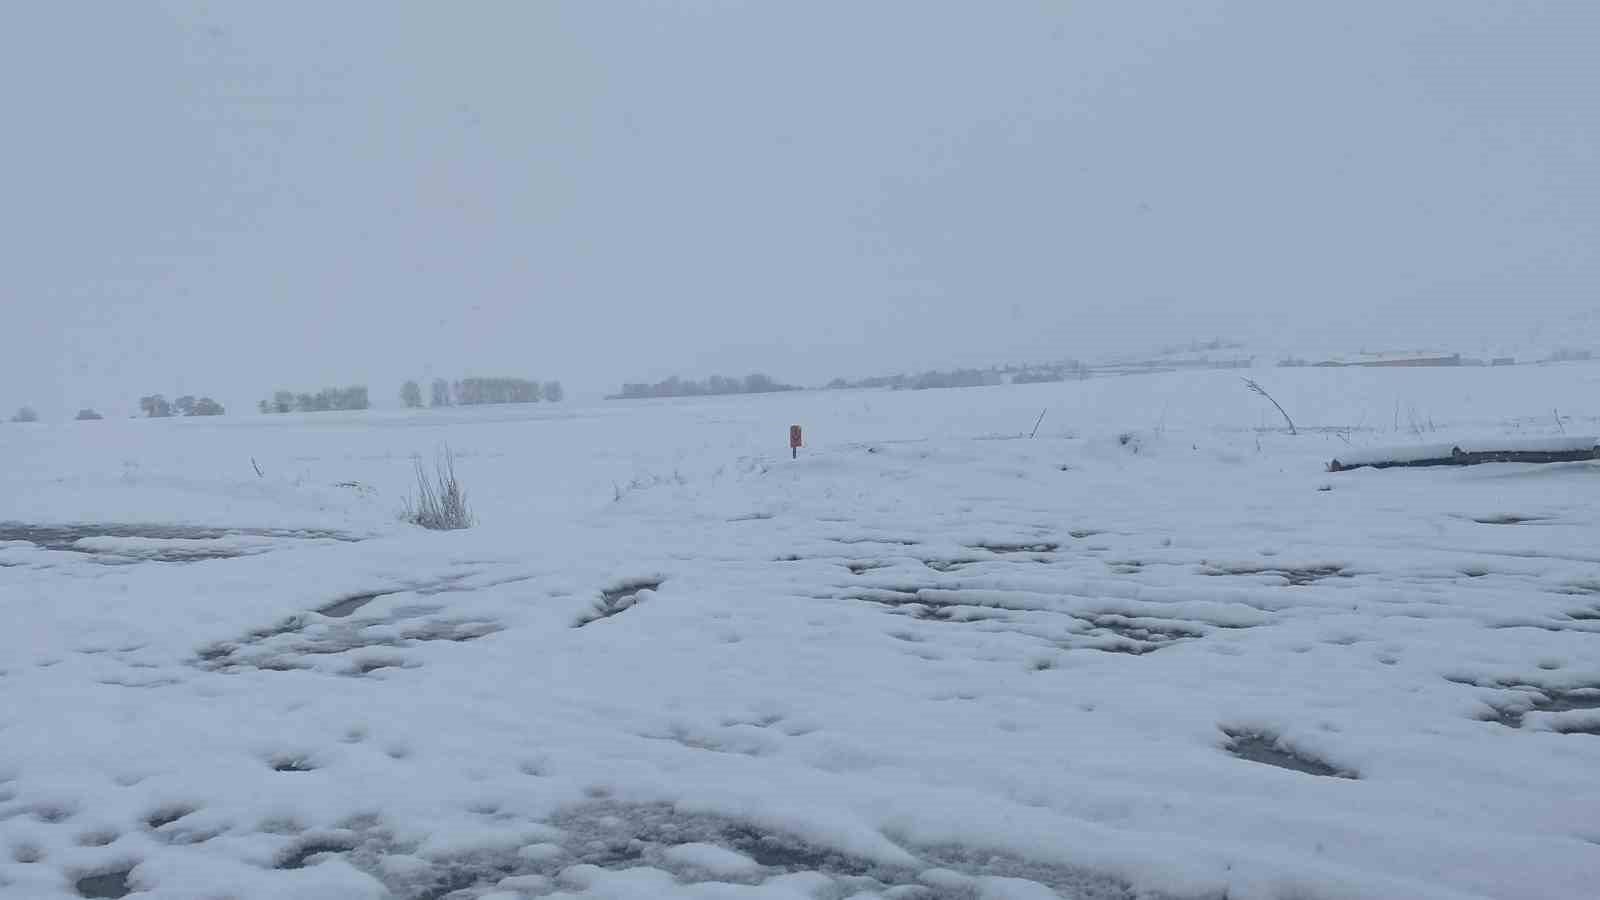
2;365;1599;898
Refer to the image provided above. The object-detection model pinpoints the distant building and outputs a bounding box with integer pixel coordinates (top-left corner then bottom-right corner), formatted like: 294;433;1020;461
1491;357;1516;367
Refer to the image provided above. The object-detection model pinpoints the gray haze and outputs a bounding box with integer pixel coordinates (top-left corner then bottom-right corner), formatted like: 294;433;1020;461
4;1;1596;415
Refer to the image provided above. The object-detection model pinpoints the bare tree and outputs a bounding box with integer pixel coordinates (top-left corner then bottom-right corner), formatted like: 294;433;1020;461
139;395;173;418
262;386;368;414
11;406;39;423
75;409;103;421
401;380;424;409
610;373;797;399
453;377;541;406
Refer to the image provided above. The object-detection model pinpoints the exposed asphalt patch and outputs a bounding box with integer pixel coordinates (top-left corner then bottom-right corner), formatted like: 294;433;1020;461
348;656;409;675
276;834;364;870
270;756;317;773
1222;729;1357;778
970;542;1060;554
541;801;1140;900
319;591;390;618
919;844;1139;900
0;522;359;564
1473;684;1600;729
1202;564;1350;586
851;588;1208;655
923;559;980;573
195;608;500;674
575;578;665;627
831;536;922;547
75;868;133;898
317;573;486;620
46;800;1158;900
12;843;43;863
1079;613;1204;654
0;522;355;549
1486;618;1600;635
145;805;195;830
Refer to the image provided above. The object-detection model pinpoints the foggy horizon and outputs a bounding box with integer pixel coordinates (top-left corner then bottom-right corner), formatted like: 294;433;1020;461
6;8;1600;894
5;1;1596;416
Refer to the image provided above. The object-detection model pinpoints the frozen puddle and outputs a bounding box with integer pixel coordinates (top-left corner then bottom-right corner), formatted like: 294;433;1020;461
0;521;358;564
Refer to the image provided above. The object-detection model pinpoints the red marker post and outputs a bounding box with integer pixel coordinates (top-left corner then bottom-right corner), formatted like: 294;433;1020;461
789;425;803;459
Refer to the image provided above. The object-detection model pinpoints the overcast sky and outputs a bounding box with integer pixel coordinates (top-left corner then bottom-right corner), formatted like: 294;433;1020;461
3;1;1595;414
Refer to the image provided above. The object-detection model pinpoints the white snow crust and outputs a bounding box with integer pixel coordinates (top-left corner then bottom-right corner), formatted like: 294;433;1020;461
2;365;1598;899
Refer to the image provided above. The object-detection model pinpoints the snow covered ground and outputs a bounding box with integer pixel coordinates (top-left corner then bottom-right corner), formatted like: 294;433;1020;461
3;364;1600;900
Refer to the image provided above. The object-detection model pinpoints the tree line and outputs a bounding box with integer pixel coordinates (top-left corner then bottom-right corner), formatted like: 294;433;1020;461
140;394;226;417
825;368;999;391
258;386;370;414
7;394;224;423
1010;362;1089;384
9;376;566;423
609;373;796;400
401;377;564;408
